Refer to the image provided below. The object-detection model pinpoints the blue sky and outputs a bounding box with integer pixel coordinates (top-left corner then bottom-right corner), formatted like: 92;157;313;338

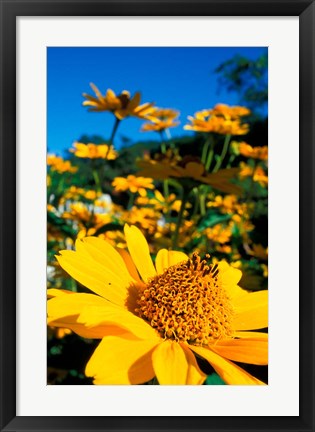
47;47;267;155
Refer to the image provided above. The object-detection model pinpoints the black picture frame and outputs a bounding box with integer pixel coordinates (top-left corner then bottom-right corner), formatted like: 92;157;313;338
1;0;314;431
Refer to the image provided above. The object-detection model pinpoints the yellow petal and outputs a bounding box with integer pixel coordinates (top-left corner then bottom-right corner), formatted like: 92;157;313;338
181;343;207;384
116;248;142;284
128;92;141;111
152;340;206;385
56;250;129;307
47;288;73;299
77;237;134;284
85;336;158;384
190;345;266;385
47;293;128;339
232;290;268;330
155;249;189;274
48;292;108;322
234;331;268;340
77;304;160;341
209;338;268;365
124;224;156;282
218;261;244;299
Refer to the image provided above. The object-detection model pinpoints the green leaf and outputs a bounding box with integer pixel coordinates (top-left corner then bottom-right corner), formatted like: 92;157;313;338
205;373;226;385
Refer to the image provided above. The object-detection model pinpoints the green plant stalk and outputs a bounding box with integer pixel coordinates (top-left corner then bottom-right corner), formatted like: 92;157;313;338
172;191;189;250
92;168;102;194
205;142;215;171
127;192;135;209
109;117;121;145
213;134;231;173
201;136;212;165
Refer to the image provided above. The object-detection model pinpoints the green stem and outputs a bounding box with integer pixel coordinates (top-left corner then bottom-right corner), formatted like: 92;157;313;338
213;134;231;173
127;192;135;209
192;188;200;217
163;180;169;199
92;168;102;194
199;193;207;216
227;154;236;168
109;117;121;145
172;191;189;250
201;136;211;165
159;131;167;154
205;142;215;171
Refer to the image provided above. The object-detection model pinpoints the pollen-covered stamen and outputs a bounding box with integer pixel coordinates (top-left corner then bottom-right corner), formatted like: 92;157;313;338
135;253;234;345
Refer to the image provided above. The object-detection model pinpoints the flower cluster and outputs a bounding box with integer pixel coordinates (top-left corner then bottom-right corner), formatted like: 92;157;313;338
47;83;268;386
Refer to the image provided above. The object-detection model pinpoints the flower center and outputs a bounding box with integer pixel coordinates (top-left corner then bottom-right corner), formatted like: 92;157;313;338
135;253;234;345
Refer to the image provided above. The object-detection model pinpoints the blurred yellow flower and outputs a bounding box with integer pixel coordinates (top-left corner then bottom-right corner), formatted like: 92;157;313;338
248;244;268;261
209;104;251;120
185;112;249;136
71;142;117;160
112;175;155;197
48;225;268;385
205;223;232;244
62;203;112;233
137;155;242;194
240;163;268;187
47;154;78;174
239;143;268;161
83;83;155;120
141;108;180;132
124;207;160;233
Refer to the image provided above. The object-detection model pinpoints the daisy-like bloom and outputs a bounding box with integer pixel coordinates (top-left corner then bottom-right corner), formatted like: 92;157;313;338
48;225;268;385
137;155;242;195
239;163;268;187
184;111;249;136
141;108;180;132
82;83;155;120
209;104;251;120
238;143;268;161
112;175;155;197
71;142;117;160
47;154;78;174
205;223;232;244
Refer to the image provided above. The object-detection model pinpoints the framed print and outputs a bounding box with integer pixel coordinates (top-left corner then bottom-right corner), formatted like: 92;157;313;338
1;1;314;431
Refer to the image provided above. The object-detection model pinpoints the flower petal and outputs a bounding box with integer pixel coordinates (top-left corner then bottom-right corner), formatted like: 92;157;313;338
152;340;206;385
155;249;189;274
85;336;158;384
190;345;266;385
77;305;160;341
209;338;268;365
218;261;244;300
124;224;156;282
56;249;130;307
116;247;142;284
232;290;268;330
47;293;128;339
78;237;134;284
234;331;268;340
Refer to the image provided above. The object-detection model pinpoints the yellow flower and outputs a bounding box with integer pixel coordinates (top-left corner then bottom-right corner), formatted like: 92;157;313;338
141;108;180;132
248;244;268;261
47;154;78;174
239;163;268;187
239;143;268;161
83;83;155;120
71;142;117;160
209;104;251;120
48;225;268;385
184;104;250;135
137;155;242;195
205;224;232;244
112;175;155;197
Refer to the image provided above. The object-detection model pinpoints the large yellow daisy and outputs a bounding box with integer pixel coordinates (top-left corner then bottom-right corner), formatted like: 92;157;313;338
48;225;268;385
